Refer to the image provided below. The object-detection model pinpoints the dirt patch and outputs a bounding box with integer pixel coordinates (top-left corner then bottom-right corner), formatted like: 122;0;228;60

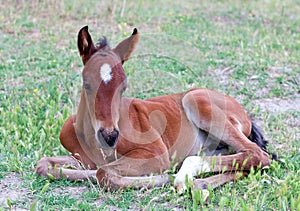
51;184;90;199
0;174;119;209
0;172;31;210
212;66;300;101
0;173;105;209
254;96;300;114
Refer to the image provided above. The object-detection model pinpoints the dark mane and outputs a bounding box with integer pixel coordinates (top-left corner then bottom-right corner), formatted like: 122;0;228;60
96;36;109;49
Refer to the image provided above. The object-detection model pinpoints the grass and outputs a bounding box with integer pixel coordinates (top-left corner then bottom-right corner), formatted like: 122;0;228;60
1;0;299;210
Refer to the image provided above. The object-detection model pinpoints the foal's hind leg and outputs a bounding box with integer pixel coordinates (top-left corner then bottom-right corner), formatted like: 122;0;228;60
175;90;271;191
182;90;271;169
190;172;246;201
193;172;246;190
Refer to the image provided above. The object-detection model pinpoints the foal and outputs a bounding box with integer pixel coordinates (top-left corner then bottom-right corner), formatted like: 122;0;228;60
36;26;273;192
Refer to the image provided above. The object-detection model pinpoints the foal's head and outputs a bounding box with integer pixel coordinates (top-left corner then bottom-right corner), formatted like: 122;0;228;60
77;26;139;149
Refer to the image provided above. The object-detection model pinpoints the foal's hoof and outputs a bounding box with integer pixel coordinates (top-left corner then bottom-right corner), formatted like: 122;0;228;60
174;175;194;195
35;157;58;179
175;182;187;195
174;179;210;203
35;157;50;177
191;188;210;204
174;173;193;195
243;147;271;169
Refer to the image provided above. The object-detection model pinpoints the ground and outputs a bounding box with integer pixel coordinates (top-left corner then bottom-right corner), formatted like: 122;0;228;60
0;0;299;210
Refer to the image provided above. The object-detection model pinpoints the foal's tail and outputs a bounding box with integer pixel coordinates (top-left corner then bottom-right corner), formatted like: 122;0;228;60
248;121;278;160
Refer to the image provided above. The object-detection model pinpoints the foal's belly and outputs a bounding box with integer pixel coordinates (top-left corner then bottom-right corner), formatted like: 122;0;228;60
188;129;230;157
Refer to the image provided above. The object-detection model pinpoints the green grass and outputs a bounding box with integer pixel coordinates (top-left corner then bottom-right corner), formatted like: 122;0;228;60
1;0;299;210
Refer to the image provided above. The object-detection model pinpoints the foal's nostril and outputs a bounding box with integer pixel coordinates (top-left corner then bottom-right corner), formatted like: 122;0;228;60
97;128;104;141
98;128;119;147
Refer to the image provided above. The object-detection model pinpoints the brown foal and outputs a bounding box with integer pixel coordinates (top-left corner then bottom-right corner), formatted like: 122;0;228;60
36;26;273;192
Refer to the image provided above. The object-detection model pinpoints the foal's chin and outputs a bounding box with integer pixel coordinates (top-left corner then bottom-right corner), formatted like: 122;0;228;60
96;138;118;151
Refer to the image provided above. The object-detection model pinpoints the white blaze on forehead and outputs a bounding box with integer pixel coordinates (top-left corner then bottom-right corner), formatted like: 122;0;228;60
100;63;113;84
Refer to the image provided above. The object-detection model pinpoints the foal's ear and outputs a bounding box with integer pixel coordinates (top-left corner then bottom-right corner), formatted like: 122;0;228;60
77;26;97;65
113;28;139;63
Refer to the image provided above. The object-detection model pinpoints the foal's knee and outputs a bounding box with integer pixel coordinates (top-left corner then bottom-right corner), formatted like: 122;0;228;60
96;167;122;190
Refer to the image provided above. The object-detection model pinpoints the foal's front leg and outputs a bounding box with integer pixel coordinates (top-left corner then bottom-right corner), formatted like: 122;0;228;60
35;155;97;181
96;143;171;190
36;115;97;181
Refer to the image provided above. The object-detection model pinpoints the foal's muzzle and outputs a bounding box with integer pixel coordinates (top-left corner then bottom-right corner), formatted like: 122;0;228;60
97;128;119;148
